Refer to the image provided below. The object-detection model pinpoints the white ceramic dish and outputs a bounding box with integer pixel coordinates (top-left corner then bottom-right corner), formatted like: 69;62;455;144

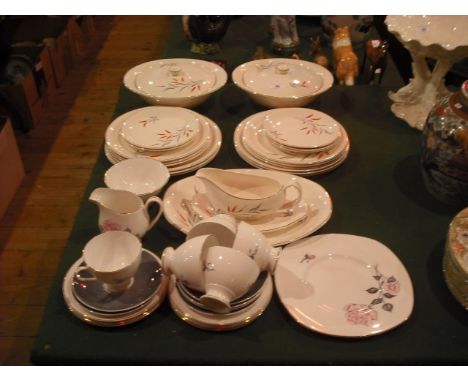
232;58;334;108
263;108;340;150
123;58;228;108
120;106;199;151
104;158;170;198
168;274;273;331
163;169;332;247
275;234;414;337
63;249;168;327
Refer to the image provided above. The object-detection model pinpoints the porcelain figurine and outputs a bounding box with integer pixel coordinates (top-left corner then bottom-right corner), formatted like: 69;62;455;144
421;80;468;206
309;36;329;68
386;16;468;130
182;16;231;55
321;16;374;44
360;39;388;85
332;26;359;86
270;16;300;56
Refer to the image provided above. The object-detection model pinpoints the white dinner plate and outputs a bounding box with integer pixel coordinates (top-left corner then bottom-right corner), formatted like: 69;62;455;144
275;234;414;337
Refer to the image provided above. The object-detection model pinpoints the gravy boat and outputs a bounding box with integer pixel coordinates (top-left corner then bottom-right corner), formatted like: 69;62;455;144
195;168;302;218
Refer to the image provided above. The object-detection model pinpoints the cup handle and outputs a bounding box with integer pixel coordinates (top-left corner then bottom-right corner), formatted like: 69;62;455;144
283;181;302;208
75;265;96;281
145;196;164;232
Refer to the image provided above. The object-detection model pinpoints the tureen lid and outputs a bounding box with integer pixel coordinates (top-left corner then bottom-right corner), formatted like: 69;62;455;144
125;58;227;99
233;58;333;99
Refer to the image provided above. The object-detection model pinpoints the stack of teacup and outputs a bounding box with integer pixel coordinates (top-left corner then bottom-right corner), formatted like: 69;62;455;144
443;206;468;310
162;214;280;328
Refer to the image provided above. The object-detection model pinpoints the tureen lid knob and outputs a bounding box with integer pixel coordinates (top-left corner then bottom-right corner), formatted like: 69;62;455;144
276;64;289;74
169;64;182;76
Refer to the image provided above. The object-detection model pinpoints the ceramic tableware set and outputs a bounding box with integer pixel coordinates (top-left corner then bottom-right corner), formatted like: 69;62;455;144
232;58;349;175
443;207;468;309
62;57;416;336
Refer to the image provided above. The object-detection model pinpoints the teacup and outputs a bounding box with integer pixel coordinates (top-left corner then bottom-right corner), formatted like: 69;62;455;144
77;231;142;293
232;221;281;274
186;214;238;247
200;246;260;314
104;158;170;201
161;234;219;291
195;168;302;219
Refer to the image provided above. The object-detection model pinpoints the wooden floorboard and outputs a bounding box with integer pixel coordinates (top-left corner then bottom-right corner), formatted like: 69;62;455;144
0;15;172;365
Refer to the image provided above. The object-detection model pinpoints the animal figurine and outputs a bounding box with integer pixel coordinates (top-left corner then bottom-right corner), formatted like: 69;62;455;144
361;39;389;84
309;36;329;68
332;26;358;86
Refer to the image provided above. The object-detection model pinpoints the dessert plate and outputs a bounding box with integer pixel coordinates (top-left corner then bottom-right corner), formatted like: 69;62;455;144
168;274;273;331
120;106;198;151
62;250;168;327
72;249;163;313
263;108;340;150
275;234;414;337
163;169;332;246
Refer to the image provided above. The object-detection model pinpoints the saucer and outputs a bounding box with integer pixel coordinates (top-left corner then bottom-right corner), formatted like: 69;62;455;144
168;274;273;331
63;249;168;327
72;249;164;313
162;169;332;246
275;234;414;337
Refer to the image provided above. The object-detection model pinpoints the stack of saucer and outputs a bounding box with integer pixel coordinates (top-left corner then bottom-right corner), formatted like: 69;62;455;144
62;249;168;327
443;207;468;310
104;106;222;176
234;108;350;175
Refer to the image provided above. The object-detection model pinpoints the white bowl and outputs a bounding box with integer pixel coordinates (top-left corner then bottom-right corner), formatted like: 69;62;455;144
123;58;228;108
104;158;170;199
232;58;334;108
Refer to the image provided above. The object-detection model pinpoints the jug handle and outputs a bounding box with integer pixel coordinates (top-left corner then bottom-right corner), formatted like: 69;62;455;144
145;196;164;232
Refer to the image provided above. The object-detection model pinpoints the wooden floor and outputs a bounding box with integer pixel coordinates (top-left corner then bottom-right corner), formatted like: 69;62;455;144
0;15;172;365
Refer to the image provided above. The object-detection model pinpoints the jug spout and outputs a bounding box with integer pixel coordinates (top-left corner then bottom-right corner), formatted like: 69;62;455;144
89;187;113;209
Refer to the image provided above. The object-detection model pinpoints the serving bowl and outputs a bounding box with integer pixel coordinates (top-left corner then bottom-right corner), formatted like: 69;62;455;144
123;58;228;108
232;58;334;108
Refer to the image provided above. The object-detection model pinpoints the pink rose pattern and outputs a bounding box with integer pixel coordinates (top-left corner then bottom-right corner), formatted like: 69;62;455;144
343;265;400;326
100;219;123;231
344;304;378;326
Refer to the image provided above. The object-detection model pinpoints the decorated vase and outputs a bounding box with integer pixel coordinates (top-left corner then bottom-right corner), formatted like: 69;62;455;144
421;81;468;206
182;16;231;55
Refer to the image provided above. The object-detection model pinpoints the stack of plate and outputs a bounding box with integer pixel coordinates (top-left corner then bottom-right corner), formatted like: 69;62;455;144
443;207;468;310
234;108;350;175
104;106;222;176
62;249;168;327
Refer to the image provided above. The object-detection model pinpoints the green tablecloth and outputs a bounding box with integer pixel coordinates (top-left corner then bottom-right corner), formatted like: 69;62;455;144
31;16;468;365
